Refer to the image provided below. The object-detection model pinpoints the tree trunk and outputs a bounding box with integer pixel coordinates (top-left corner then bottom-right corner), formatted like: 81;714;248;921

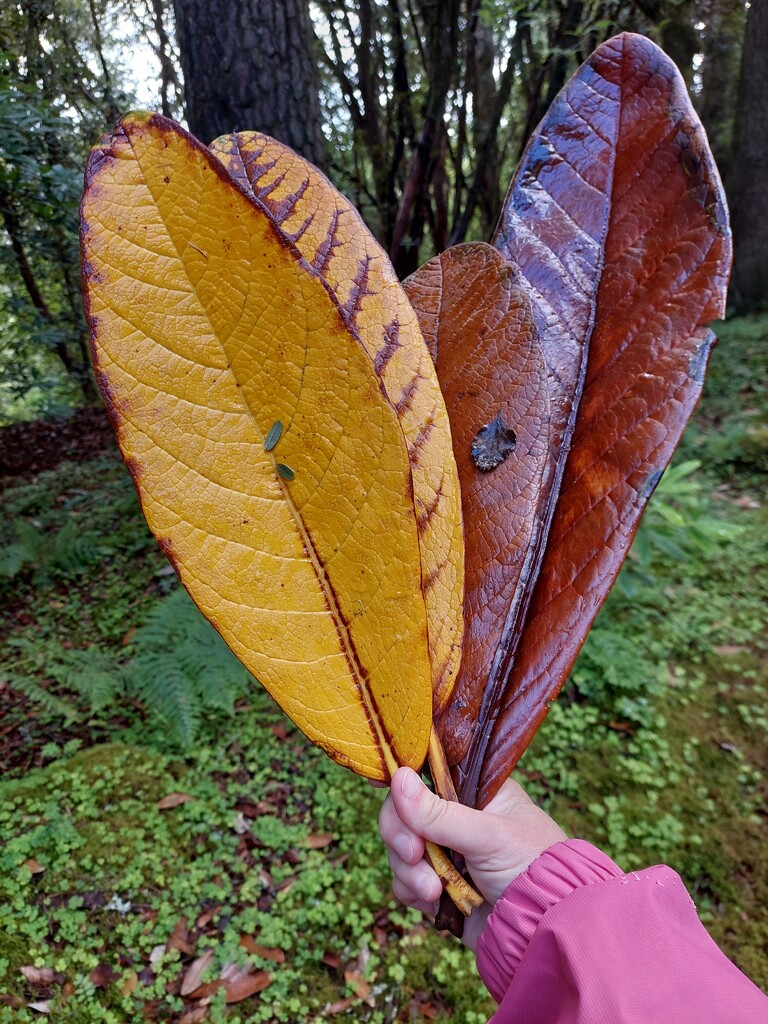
727;0;768;313
173;0;327;167
698;0;746;177
389;0;460;277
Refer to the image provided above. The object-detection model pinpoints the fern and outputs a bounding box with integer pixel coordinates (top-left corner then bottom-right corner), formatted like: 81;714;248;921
0;518;109;581
4;589;255;747
121;587;256;746
0;521;48;578
5;637;126;715
7;672;81;723
127;650;201;747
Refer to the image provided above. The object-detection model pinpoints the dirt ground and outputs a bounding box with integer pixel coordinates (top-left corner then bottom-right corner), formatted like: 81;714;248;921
0;406;115;485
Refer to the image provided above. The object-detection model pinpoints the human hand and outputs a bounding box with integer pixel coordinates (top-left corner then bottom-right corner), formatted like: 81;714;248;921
379;766;567;950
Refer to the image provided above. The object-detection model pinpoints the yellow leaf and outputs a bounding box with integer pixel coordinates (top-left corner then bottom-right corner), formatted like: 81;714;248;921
81;113;435;779
209;132;464;713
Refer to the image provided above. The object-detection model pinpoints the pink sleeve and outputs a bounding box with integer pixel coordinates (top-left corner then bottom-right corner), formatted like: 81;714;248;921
476;839;768;1024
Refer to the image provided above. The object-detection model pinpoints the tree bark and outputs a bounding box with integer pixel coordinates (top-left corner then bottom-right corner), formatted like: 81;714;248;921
727;0;768;313
698;0;747;177
173;0;327;167
389;0;460;277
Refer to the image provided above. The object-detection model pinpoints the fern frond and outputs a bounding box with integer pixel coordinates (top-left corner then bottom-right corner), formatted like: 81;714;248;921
125;650;200;746
8;674;80;722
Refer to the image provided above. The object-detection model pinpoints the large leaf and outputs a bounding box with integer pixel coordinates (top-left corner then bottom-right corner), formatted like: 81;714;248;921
403;243;551;766
208;131;464;714
80;112;437;781
460;33;731;806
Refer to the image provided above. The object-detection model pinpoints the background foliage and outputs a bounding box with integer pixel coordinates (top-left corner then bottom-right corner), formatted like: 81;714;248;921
1;1;766;1020
1;314;766;1020
1;0;765;422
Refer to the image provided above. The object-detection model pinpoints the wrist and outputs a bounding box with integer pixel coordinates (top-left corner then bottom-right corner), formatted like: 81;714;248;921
475;839;622;1003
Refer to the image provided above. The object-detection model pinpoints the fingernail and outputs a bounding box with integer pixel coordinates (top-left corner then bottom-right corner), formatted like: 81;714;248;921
401;768;421;799
394;834;413;862
416;868;437;901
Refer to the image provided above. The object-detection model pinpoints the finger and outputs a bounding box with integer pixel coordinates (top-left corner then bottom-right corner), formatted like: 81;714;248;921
392;877;439;917
379;794;425;865
390;767;515;860
386;847;442;903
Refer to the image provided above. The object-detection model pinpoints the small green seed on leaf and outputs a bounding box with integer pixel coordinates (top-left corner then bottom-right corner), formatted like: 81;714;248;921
264;421;283;452
276;463;295;481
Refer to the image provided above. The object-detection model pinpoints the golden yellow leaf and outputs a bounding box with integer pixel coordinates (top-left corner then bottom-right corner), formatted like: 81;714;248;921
81;112;435;780
209;132;464;713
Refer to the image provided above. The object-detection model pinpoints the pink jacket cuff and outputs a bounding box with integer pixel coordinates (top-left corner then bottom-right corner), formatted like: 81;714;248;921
476;838;621;1003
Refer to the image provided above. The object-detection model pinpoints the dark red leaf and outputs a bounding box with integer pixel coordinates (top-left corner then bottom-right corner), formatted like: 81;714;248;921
403;243;550;764
460;32;731;806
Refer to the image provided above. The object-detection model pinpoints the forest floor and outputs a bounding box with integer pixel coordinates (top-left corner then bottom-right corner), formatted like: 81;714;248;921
0;315;766;1022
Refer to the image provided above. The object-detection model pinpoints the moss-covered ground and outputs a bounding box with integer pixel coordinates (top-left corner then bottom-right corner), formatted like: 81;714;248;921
1;315;766;1020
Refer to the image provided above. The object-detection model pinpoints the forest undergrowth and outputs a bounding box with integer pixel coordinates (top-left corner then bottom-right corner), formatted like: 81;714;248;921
0;315;766;1022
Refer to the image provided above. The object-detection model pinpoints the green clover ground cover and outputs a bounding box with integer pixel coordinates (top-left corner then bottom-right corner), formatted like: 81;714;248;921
0;315;766;1020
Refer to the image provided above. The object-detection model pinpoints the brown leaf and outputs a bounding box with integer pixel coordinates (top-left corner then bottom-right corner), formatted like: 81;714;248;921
324;996;357;1014
220;965;271;1003
343;970;371;1001
404;242;550;765
89;963;116;988
321;951;342;970
196;909;216;930
457;32;731;807
20;966;56;985
121;970;139;996
22;858;45;875
156;792;194;810
167;916;195;955
238;937;286;962
179;1008;209;1024
180;950;214;997
0;995;25;1009
303;832;334;849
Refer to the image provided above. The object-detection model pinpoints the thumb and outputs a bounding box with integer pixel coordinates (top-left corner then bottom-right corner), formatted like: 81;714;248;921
391;767;500;860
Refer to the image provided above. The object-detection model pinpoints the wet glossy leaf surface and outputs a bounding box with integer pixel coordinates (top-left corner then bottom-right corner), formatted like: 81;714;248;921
404;243;550;768
464;32;732;806
81;113;436;781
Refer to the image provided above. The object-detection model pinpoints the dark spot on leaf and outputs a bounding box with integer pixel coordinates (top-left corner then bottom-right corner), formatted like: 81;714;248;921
471;413;517;472
163;175;170;184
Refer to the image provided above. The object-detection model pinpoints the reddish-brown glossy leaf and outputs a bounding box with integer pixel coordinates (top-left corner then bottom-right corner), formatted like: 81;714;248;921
462;32;732;806
403;243;550;766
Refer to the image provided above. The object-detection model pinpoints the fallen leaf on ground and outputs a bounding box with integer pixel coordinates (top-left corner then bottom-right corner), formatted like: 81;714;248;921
26;1003;50;1015
324;997;357;1014
20;967;56;986
89;963;116;988
304;832;334;849
157;792;194;810
238;937;286;962
167;915;195;955
180;950;214;996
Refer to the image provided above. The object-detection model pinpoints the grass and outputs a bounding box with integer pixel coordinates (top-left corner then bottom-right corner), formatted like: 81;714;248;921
0;313;766;1019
